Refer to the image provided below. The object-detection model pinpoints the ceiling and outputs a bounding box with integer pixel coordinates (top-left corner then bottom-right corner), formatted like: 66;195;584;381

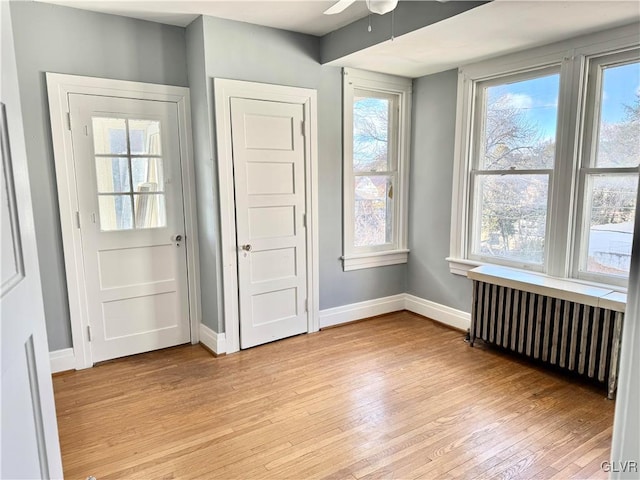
33;0;640;77
33;0;373;36
328;0;640;77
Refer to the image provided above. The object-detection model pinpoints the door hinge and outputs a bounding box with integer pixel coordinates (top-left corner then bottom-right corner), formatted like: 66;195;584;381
304;299;308;312
302;213;307;228
301;120;306;137
87;325;92;342
66;112;72;131
75;211;81;229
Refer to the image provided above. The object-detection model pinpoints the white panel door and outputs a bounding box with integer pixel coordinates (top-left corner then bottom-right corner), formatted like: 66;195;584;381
1;1;63;476
230;98;308;349
69;94;190;363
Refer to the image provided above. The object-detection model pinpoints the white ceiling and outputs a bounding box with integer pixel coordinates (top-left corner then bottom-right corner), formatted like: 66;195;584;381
33;0;640;77
33;0;373;36
328;0;640;77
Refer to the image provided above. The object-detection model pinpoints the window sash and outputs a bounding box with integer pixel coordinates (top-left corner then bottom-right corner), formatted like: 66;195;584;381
572;49;640;286
467;66;560;270
472;66;561;171
350;91;399;252
352;89;399;174
353;173;397;251
469;170;552;269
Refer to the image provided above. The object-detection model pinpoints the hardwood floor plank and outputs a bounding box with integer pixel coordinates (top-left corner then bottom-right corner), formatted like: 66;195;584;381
53;312;614;479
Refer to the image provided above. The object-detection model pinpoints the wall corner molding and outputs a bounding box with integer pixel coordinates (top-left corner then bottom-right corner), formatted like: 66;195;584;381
199;323;226;355
404;294;470;331
318;293;470;332
319;294;406;328
50;348;75;374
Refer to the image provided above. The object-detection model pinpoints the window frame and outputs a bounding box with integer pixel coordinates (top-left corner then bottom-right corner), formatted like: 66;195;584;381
449;24;640;290
342;68;412;271
572;49;640;287
468;66;561;271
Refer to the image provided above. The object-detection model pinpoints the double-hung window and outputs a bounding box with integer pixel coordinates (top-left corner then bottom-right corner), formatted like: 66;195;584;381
575;50;640;286
470;68;560;268
342;68;412;271
451;26;639;289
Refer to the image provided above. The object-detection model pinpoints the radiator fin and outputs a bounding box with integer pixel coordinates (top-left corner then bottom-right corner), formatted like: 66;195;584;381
470;280;623;399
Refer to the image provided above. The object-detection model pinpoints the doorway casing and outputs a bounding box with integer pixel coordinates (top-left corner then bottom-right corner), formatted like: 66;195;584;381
47;73;201;369
214;79;320;353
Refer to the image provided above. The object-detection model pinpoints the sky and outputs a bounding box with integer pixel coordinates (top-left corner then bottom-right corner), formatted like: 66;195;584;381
488;60;640;140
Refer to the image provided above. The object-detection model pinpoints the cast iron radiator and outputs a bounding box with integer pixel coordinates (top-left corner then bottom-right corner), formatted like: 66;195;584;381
469;279;624;399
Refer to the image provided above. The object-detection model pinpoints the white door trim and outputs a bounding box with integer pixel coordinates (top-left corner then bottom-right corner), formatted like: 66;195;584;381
46;73;201;369
214;78;320;354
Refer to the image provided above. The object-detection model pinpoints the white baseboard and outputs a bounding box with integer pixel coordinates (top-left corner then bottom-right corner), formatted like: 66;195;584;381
318;293;470;332
319;294;406;329
49;297;466;364
50;348;75;373
404;294;470;331
199;323;226;355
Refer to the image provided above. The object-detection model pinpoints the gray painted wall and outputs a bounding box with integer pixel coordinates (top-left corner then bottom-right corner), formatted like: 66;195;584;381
407;69;472;313
10;2;188;350
11;2;408;347
185;17;220;332
198;16;407;328
316;67;407;307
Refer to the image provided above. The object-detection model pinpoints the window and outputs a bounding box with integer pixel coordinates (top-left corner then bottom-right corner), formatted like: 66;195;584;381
470;69;560;267
343;68;412;271
450;27;639;289
92;117;166;231
576;53;640;284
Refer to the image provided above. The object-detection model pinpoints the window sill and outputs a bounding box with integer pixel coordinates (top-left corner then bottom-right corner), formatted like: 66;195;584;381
465;264;627;313
446;257;483;276
342;249;409;271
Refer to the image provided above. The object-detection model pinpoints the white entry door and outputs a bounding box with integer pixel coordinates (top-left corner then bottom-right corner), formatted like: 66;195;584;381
68;94;190;363
1;1;63;475
230;98;308;349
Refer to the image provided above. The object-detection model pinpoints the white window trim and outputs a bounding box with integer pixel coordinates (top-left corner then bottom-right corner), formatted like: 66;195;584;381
449;23;640;290
342;67;412;271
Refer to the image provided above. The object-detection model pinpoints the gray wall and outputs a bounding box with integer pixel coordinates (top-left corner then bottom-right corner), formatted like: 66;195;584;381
185;17;220;332
407;69;472;312
316;67;407;307
10;2;188;350
10;1;408;347
198;16;407;329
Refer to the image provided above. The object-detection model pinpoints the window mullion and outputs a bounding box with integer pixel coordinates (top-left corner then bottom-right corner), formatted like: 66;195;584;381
545;55;585;278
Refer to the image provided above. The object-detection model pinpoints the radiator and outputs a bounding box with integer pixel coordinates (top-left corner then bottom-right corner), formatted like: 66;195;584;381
470;280;624;399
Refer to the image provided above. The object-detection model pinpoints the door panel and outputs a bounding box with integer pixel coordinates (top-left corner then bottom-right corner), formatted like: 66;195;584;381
69;94;190;363
231;98;308;349
1;1;63;474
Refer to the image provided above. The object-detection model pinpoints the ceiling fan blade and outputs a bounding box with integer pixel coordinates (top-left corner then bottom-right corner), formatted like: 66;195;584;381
323;0;357;15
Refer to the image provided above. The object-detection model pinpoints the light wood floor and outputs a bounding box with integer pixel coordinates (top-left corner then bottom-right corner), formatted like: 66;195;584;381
53;312;614;479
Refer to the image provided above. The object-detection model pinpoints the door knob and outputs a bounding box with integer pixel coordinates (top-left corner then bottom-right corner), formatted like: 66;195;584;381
172;234;183;242
241;244;252;252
